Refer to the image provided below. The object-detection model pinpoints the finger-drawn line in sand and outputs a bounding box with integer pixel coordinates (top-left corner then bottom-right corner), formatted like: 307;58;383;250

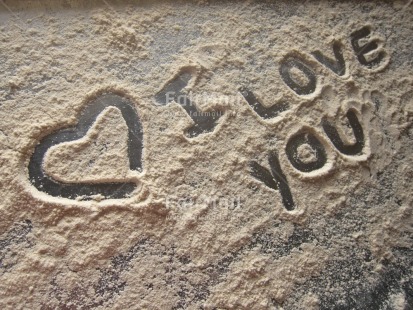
322;109;365;156
155;70;223;137
29;93;143;200
250;151;295;211
239;87;289;119
351;26;386;68
311;41;346;76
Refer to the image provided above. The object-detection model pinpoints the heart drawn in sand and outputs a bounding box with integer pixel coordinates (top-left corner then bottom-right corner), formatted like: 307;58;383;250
28;93;143;200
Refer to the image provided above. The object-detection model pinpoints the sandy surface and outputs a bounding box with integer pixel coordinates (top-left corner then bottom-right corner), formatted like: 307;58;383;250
0;0;412;309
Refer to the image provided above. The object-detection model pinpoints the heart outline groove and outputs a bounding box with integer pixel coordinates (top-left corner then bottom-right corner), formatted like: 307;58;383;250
28;93;143;200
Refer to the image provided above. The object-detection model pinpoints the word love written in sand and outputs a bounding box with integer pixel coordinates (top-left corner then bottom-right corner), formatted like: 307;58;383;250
156;26;386;137
241;25;387;119
247;26;386;211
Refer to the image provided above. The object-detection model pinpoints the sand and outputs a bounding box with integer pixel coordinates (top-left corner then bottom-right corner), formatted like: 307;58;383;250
0;0;412;309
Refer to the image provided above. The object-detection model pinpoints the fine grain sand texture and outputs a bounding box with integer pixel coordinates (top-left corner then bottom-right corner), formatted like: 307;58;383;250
0;0;412;309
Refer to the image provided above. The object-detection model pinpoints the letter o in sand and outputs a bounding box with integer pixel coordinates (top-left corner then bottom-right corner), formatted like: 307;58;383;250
285;130;327;173
280;56;317;96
